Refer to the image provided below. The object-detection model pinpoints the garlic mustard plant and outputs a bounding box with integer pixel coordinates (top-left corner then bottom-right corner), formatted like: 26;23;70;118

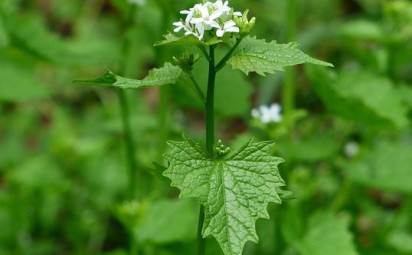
76;1;332;255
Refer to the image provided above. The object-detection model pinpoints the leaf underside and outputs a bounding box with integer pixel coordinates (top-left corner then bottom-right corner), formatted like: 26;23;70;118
75;63;182;89
163;138;285;255
229;36;333;76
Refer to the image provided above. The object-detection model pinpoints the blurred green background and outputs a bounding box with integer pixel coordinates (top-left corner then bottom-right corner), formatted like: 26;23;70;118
0;0;412;254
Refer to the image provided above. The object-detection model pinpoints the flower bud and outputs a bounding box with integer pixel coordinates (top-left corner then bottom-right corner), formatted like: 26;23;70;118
234;10;256;34
172;53;199;73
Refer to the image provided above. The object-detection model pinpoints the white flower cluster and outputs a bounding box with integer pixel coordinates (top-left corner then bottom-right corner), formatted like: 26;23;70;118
252;104;283;124
173;0;242;40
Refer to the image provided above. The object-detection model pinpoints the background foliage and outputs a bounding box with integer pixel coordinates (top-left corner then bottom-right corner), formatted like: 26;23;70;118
0;0;411;255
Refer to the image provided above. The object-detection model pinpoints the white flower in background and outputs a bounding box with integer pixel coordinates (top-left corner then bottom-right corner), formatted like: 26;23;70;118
344;141;359;158
128;0;145;6
251;103;283;124
173;0;242;41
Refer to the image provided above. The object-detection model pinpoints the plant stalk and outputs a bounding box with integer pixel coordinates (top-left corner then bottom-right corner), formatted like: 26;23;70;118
197;45;217;255
215;36;244;71
117;89;139;199
197;205;206;255
117;5;140;201
205;46;217;157
117;5;141;255
282;0;298;125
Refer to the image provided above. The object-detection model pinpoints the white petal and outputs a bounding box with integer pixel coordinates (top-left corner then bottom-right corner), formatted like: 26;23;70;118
208;20;221;29
199;5;209;17
226;26;239;33
190;17;204;24
233;11;242;16
180;10;190;14
210;11;223;20
224;20;236;29
216;29;225;37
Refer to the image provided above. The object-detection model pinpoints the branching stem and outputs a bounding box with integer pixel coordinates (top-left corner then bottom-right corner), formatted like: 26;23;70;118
188;72;206;104
215;36;245;72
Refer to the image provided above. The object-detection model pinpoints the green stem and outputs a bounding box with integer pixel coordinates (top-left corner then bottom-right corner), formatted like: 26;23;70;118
206;45;217;157
117;5;141;255
117;89;139;199
282;0;297;125
215;36;244;71
188;72;206;104
197;45;217;255
197;205;205;255
117;5;139;201
198;45;210;61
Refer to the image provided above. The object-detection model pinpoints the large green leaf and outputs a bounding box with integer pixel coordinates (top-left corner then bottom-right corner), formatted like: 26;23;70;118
346;140;412;193
228;36;333;76
299;213;359;255
135;199;198;243
5;16;80;65
163;138;285;255
307;67;409;129
0;60;51;102
75;63;182;89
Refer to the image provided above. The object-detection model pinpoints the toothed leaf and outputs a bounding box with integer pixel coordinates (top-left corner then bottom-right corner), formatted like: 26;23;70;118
228;36;333;76
163;138;286;255
75;63;182;89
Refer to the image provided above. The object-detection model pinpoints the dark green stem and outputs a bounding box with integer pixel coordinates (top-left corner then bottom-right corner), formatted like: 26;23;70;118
117;89;138;199
188;72;206;104
117;5;141;255
197;205;205;255
197;45;217;255
282;0;298;125
117;5;139;201
215;36;244;71
206;45;216;157
198;45;210;61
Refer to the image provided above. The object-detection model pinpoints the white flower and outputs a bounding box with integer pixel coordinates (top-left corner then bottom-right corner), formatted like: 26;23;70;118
128;0;145;6
344;142;359;158
251;103;283;124
173;0;242;41
216;20;240;37
213;0;232;17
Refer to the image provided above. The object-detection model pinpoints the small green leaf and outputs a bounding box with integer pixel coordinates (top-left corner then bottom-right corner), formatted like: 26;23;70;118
228;36;333;76
75;63;183;89
163;138;285;255
299;212;359;255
